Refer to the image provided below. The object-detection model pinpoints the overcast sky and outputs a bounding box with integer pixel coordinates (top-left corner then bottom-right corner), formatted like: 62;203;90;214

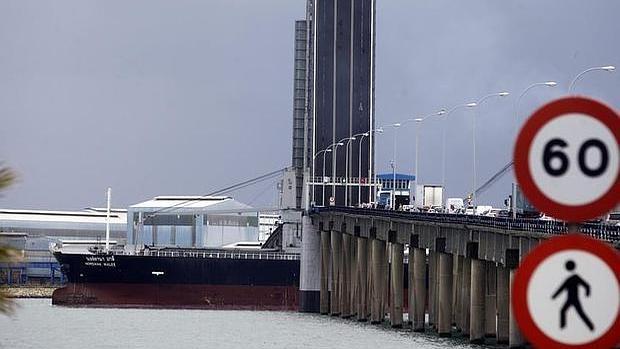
1;0;618;210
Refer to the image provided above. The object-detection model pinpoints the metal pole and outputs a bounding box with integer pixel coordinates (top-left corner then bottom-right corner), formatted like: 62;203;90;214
333;144;340;203
358;135;367;207
392;128;397;210
105;187;111;252
414;122;420;207
322;151;328;206
472;108;477;209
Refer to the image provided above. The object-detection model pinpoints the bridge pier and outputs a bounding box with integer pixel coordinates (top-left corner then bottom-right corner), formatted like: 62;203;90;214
496;264;509;344
470;257;486;343
428;250;437;328
485;261;497;338
320;228;330;315
341;233;351;318
356;235;368;321
350;234;358;318
460;255;472;336
412;246;426;331
330;229;341;316
438;250;453;337
389;239;404;328
454;254;464;331
299;216;320;313
507;249;525;348
370;238;385;324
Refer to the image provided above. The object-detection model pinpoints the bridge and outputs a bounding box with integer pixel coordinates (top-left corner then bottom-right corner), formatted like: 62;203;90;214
298;206;620;347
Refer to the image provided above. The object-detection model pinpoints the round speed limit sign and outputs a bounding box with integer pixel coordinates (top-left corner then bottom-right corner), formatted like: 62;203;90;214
514;97;619;222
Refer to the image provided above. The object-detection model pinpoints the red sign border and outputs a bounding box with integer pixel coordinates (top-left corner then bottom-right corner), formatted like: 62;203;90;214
512;234;620;349
513;96;620;222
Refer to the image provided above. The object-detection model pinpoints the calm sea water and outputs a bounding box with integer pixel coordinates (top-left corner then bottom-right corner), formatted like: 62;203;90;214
1;299;495;349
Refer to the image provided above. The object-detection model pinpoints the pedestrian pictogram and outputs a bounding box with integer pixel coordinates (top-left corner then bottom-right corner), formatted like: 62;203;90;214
513;96;620;222
551;259;594;331
512;234;620;348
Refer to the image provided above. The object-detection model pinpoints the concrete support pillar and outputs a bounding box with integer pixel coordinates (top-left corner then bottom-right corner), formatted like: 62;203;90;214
389;242;404;328
341;234;351;318
382;242;389;320
330;231;341;316
428;251;437;327
412;247;426;332
460;257;472;336
496;265;509;344
408;243;415;326
438;252;453;337
370;238;385;324
451;253;459;326
320;229;330;314
299;216;320;312
509;268;525;348
356;236;368;321
485;261;497;337
454;255;464;331
470;258;486;344
350;235;358;318
366;238;372;318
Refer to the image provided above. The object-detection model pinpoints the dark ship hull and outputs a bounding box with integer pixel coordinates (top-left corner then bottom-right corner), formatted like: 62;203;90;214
52;249;300;310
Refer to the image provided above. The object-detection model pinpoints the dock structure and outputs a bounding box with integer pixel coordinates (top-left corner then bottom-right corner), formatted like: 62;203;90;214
300;206;620;347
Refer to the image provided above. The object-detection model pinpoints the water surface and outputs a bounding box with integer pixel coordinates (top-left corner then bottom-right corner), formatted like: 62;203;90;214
1;299;494;349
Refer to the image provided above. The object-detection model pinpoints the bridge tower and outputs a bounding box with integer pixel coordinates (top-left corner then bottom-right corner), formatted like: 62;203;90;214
298;0;376;313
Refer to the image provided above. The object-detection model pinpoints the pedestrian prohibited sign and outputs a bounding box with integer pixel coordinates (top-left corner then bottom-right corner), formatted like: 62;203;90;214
512;234;620;348
514;96;620;222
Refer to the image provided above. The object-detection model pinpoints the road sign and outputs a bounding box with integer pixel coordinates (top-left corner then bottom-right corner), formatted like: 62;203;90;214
514;96;619;222
329;196;335;206
512;234;620;348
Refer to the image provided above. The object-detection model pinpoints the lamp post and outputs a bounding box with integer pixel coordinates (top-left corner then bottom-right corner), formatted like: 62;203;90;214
440;102;477;198
332;137;352;205
344;135;360;206
568;65;615;94
312;148;332;206
514;81;557;136
322;143;342;206
366;128;384;204
386;123;401;210
405;110;445;208
471;92;509;209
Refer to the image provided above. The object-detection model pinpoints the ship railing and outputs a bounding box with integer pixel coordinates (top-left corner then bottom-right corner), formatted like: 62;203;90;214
137;250;300;261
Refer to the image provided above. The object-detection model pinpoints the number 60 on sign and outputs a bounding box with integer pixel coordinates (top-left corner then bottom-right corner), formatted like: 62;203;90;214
514;97;620;222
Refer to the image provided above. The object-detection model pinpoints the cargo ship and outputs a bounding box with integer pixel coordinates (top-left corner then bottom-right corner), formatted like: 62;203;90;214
51;243;300;310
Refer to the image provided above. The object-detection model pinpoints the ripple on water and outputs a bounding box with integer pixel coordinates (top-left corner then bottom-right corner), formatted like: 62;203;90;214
0;299;497;349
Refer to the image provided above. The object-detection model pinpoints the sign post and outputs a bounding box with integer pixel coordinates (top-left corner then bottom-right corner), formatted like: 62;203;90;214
512;96;620;348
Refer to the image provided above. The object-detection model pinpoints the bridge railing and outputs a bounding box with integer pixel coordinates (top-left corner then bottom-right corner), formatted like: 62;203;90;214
313;206;620;243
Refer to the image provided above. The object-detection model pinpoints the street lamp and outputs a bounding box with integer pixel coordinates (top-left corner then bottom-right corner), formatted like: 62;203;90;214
367;128;384;204
568;65;615;94
386;123;401;210
312;148;332;205
440;102;477;196
408;110;445;208
514;81;557;136
471;92;509;209
322;143;342;206
332;137;353;205
344;136;360;206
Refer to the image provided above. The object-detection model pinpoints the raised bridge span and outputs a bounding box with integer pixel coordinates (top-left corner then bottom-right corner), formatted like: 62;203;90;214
298;206;620;347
